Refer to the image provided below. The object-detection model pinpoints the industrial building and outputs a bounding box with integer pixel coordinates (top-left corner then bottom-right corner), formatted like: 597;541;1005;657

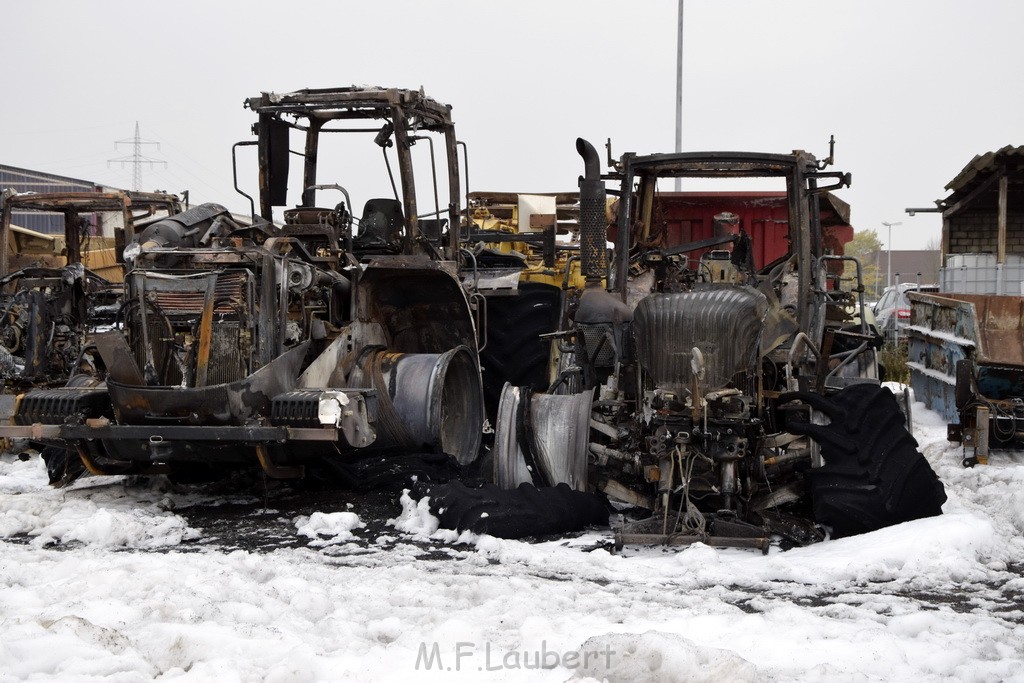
0;164;102;234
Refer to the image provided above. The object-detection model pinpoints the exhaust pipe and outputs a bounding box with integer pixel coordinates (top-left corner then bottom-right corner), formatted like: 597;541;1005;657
576;138;607;283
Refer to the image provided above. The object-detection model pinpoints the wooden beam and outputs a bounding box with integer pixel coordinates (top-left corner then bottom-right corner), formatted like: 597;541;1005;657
997;174;1008;264
942;167;1003;219
941;215;950;264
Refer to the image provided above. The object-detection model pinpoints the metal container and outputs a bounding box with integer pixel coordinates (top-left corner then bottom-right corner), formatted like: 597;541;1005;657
907;291;1024;461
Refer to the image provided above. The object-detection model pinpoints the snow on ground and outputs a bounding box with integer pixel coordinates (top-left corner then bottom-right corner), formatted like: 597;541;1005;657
294;511;363;547
2;402;1024;682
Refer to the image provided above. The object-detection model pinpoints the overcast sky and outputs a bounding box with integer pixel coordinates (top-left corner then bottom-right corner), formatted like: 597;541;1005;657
3;0;1021;250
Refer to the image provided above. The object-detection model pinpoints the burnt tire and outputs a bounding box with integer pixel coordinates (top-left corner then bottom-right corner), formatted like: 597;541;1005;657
781;383;946;539
413;480;609;539
167;463;229;485
41;446;85;487
480;283;561;420
304;452;462;492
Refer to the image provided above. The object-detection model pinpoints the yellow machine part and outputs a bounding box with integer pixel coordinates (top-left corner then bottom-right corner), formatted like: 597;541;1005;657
470;205;588;291
7;227;124;282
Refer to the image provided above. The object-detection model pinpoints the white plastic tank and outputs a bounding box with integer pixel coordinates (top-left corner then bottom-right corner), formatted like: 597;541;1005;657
941;253;1024;294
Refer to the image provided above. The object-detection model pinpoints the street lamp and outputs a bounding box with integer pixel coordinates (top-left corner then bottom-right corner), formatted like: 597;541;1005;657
882;221;902;289
674;0;684;192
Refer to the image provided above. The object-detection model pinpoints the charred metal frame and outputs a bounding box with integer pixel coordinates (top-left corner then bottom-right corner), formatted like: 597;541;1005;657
492;145;865;550
1;87;483;484
243;87;463;261
612;151;840;336
0;191;182;388
0;191;182;277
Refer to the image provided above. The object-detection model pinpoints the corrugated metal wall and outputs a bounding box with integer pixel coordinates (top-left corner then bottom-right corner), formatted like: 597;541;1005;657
0;165;99;234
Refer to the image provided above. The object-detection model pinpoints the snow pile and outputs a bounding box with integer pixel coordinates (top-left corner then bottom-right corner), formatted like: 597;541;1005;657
294;511;363;546
387;489;485;547
388;489;440;536
1;402;1023;680
0;456;197;548
572;631;760;682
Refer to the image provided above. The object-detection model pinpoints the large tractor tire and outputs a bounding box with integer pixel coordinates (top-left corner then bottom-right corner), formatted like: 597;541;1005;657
782;383;947;538
480;283;561;420
304;452;462;491
412;480;609;539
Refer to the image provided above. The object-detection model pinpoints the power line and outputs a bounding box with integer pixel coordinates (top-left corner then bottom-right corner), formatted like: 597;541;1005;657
108;121;166;191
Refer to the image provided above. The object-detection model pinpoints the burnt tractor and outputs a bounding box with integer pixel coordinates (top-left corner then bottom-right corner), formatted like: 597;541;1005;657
460;191;586;421
3;88;483;485
486;140;946;548
0;190;182;390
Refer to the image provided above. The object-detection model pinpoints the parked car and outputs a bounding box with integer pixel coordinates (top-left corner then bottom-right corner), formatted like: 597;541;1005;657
874;282;939;340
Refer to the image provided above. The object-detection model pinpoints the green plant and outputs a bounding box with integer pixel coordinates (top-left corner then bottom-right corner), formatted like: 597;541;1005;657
879;340;909;385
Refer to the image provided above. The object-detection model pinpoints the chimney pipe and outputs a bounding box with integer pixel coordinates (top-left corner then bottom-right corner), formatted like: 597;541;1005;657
576;138;607;283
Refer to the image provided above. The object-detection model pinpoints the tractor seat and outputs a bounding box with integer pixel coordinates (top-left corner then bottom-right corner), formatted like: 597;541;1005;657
355;198;404;251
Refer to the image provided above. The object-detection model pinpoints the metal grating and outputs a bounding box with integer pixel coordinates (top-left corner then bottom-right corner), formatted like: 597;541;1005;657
130;270;253;386
579;322;616;367
150;271;249;315
633;287;768;393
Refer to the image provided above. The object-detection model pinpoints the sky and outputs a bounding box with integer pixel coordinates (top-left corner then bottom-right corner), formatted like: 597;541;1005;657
2;0;1022;251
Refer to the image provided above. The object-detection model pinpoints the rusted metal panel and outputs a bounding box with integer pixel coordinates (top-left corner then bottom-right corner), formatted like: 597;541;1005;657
91;331;145;385
912;292;1024;366
972;294;1024;366
908;291;1024;423
193;277;217;387
106;341;308;426
635;191;853;271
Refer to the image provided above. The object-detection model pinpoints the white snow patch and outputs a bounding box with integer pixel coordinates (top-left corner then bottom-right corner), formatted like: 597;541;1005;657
572;631;760;682
0;457;197;548
388;489;440;536
2;403;1024;681
294;511;363;546
387;489;487;548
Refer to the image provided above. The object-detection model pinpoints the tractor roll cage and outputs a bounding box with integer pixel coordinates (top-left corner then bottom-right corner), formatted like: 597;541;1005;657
244;87;462;260
612;150;849;333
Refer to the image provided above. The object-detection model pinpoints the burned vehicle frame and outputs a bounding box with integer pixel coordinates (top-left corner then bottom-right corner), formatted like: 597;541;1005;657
0;190;182;389
4;87;484;485
490;140;945;549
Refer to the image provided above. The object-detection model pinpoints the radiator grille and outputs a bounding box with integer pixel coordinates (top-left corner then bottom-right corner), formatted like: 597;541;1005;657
579;322;616;366
130;270;253;386
150;271;248;315
633;287;767;393
207;322;246;385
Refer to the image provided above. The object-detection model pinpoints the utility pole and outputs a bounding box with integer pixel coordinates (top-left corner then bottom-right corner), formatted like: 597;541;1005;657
882;221;902;289
108;122;165;191
674;0;684;192
874;249;882;299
